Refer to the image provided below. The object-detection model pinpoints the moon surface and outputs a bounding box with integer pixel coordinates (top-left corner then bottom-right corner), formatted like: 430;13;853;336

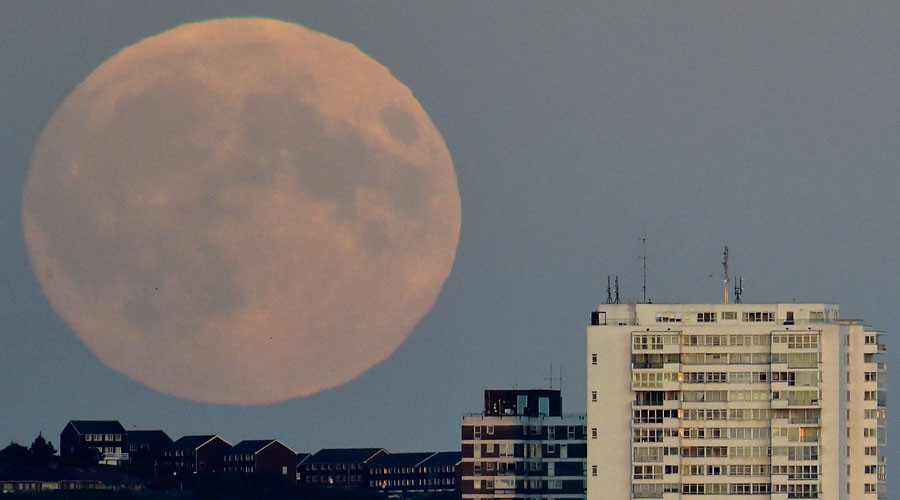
22;19;460;405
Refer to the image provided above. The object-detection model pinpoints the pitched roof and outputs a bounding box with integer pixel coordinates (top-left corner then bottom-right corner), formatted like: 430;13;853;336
295;453;311;465
67;421;126;434
127;430;172;446
419;451;462;468
372;452;434;467
225;440;278;456
305;448;385;464
171;435;224;451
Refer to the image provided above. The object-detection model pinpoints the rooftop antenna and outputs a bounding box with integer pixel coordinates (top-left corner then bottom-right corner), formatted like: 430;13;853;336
722;246;730;304
640;238;647;303
605;276;613;304
544;364;562;391
614;276;621;304
734;277;743;303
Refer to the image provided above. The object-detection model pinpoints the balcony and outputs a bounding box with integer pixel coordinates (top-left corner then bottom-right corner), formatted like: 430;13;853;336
632;399;680;410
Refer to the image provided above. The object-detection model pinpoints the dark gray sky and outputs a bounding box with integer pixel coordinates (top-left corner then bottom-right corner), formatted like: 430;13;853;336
2;0;898;476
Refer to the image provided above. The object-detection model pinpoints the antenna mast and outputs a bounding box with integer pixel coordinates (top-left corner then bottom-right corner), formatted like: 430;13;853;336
614;276;620;304
735;277;743;303
722;246;730;304
640;238;647;303
605;276;613;304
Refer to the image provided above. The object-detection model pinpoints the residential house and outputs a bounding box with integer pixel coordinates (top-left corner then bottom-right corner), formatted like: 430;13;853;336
295;453;310;483
418;451;461;492
164;435;230;474
221;440;296;481
369;452;433;493
126;430;172;461
299;448;387;488
60;420;129;466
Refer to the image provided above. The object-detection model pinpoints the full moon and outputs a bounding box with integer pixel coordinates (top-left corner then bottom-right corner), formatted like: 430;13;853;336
22;19;460;405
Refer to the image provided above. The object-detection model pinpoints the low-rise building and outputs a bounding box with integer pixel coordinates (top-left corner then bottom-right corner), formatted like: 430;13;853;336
60;420;129;466
299;448;387;488
418;451;461;492
295;453;311;482
126;430;172;461
369;452;433;493
164;435;231;474
221;440;296;481
369;451;462;494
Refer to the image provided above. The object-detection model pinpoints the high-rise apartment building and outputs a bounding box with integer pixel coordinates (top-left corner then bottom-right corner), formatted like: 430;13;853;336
586;303;886;499
461;389;587;500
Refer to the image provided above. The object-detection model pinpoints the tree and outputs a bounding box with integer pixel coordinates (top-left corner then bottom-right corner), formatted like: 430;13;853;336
63;443;103;468
29;434;57;467
0;442;31;467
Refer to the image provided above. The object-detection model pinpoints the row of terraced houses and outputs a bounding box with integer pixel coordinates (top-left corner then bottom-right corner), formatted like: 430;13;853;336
47;386;588;498
56;419;460;495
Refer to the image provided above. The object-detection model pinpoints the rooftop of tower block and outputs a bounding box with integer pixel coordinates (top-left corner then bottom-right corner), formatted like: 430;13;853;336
590;302;840;327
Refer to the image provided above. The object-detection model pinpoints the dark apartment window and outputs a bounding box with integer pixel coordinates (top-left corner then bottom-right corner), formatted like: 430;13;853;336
697;312;716;323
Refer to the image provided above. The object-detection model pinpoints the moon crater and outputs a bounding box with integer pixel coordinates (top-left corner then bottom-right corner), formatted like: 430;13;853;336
23;18;460;405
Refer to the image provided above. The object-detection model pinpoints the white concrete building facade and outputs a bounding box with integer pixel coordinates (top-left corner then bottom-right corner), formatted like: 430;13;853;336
586;303;886;499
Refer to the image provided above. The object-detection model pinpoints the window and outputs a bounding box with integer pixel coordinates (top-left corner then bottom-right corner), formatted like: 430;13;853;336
474;426;481;439
655;312;682;323
538;397;550;415
591;354;597;365
722;311;737;320
591;391;597;402
697;312;716;322
591;428;597;439
486;425;494;435
591;465;597;476
743;311;775;322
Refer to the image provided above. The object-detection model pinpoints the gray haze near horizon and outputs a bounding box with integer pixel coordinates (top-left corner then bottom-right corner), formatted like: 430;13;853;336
2;1;899;478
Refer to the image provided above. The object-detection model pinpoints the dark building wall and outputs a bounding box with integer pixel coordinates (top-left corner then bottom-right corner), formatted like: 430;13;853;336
60;424;79;458
256;442;296;481
196;438;230;474
301;450;388;488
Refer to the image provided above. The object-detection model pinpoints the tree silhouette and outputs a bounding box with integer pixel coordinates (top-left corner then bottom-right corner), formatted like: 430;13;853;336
63;443;103;468
29;433;57;467
0;442;31;467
